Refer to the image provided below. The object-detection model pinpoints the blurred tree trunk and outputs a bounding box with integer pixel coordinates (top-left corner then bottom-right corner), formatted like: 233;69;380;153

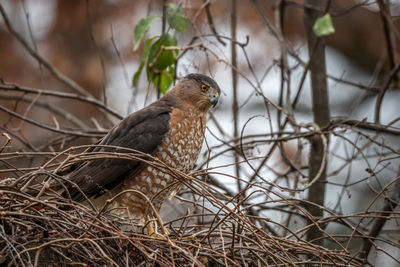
303;0;331;246
231;0;240;194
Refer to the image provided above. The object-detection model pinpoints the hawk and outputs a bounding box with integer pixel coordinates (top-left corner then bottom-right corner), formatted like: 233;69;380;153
62;73;220;236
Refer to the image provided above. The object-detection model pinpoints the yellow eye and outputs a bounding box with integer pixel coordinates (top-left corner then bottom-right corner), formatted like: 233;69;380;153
201;84;208;92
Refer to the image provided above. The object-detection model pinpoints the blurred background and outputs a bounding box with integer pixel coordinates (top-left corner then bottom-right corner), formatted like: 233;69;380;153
1;0;400;265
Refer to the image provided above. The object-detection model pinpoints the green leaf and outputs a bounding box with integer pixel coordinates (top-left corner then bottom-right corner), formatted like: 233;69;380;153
143;34;177;94
313;13;335;37
160;74;173;94
133;16;157;51
132;37;154;86
166;3;189;32
153;72;173;94
147;34;177;72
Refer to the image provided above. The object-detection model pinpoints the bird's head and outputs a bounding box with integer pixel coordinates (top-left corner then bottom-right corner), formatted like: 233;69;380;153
171;73;221;112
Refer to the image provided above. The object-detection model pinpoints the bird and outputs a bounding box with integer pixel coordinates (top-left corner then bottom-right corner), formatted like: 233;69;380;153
61;73;221;237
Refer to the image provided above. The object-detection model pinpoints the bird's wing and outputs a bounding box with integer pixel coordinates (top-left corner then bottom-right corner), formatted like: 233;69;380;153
64;101;172;201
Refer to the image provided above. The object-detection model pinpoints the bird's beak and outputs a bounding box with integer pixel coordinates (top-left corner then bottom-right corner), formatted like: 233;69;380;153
209;91;219;107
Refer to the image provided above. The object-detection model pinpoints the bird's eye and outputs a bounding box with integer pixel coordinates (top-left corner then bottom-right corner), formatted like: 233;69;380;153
201;84;208;92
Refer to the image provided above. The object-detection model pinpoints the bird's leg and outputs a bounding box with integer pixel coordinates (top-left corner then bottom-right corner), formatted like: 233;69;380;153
146;222;159;237
145;214;195;240
146;221;195;240
145;215;170;238
160;223;170;236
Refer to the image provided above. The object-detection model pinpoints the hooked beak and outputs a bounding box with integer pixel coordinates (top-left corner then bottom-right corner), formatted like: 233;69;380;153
209;91;219;107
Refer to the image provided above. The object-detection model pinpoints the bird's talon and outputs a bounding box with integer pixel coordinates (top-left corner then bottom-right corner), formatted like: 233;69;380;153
149;232;166;239
180;234;195;241
167;232;195;241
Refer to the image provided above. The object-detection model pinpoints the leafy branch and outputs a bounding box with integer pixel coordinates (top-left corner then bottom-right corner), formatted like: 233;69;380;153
132;3;189;94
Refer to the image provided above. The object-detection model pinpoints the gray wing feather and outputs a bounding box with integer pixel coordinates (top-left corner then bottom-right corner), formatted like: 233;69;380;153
64;99;174;201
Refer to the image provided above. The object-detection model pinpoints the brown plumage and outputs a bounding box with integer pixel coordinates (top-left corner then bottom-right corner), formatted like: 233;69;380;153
63;73;221;229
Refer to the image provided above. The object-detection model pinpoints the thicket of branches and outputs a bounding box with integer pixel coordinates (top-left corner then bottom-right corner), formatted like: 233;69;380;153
1;0;399;266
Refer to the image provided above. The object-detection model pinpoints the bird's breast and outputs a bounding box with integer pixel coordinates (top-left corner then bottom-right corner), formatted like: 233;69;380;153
157;106;207;172
121;106;208;217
